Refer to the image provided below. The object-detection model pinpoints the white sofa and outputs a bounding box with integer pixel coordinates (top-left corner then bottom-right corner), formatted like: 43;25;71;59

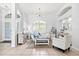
52;33;72;52
31;33;50;45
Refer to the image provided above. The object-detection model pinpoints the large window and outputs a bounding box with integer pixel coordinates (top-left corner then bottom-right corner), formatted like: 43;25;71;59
33;20;46;33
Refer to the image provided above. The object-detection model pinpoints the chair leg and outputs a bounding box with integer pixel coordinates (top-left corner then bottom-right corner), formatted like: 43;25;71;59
68;47;70;51
53;46;54;48
62;50;65;53
35;40;37;45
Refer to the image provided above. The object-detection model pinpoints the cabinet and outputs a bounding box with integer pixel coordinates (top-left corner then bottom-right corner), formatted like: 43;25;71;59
52;33;72;51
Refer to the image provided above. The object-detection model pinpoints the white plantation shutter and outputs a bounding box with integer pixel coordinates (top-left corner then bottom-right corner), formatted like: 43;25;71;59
33;20;46;33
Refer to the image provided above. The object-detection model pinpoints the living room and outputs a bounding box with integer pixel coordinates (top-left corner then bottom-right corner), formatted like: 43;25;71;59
0;3;79;56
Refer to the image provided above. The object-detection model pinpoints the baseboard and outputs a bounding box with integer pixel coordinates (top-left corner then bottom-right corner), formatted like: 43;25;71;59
0;40;11;43
71;46;79;51
0;40;4;42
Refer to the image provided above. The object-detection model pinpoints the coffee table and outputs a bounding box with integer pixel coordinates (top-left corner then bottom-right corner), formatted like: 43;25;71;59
35;38;49;45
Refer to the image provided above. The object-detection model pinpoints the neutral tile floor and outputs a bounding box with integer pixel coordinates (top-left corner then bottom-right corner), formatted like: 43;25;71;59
0;40;79;56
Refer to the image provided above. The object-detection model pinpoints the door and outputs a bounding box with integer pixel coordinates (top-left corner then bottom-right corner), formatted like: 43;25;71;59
5;22;11;40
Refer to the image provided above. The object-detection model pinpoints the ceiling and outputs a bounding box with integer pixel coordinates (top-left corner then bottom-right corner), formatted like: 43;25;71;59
17;3;66;15
0;3;12;10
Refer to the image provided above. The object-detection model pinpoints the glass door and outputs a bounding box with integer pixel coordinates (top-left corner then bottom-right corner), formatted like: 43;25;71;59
5;22;11;40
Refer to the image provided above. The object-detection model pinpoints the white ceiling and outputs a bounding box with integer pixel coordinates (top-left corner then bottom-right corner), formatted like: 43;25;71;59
17;3;66;15
0;3;12;10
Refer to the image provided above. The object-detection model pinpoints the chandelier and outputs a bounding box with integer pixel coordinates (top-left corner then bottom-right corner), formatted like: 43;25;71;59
33;8;45;21
34;8;41;17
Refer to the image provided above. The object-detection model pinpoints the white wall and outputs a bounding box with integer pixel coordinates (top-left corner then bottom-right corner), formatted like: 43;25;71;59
72;3;79;49
45;13;57;32
22;13;29;33
0;10;2;41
